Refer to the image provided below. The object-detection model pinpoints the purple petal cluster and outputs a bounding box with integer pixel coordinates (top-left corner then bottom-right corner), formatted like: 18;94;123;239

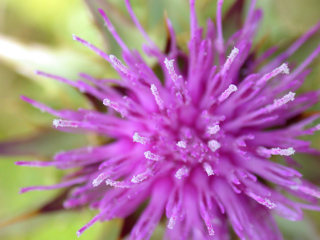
17;0;320;239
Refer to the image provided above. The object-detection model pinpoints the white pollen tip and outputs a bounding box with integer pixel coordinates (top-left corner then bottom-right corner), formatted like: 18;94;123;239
208;140;221;152
92;173;107;187
92;179;101;187
258;63;290;85
53;119;60;128
131;177;139;183
109;54;116;61
150;84;156;91
164;58;174;67
208;125;220;135
150;84;164;110
265;92;295;112
258;146;295;157
229;47;239;59
229;84;238;91
218;84;238;102
284;147;295;156
102;98;111;106
280;63;290;74
176;141;187;148
287;92;295;100
131;172;149;183
203;162;214;176
105;179;130;188
221;47;240;74
167;216;176;229
276;91;295;106
103;98;127;117
133;132;147;145
164;58;181;85
53;119;78;128
175;166;189;179
144;151;163;161
260;198;277;209
299;186;320;198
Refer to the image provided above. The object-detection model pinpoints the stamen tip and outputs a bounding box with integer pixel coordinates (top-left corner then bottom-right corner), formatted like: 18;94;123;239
176;140;187;148
53;119;60;128
281;63;290;74
76;231;82;238
208;140;221;152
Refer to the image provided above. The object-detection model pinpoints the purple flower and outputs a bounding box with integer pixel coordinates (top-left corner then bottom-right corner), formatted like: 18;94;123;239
17;0;320;239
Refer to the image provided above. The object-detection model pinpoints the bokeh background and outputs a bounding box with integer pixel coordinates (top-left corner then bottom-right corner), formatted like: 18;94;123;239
1;0;320;239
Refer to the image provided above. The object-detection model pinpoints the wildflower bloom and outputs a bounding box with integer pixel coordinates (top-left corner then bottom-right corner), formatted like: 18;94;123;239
17;0;320;239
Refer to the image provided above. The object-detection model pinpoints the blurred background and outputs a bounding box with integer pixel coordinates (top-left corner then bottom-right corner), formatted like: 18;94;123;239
1;0;320;239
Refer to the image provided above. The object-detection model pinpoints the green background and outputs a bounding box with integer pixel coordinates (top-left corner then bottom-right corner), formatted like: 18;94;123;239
1;0;320;239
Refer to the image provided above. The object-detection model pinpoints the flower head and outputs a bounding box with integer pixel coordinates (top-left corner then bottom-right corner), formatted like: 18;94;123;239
17;0;320;239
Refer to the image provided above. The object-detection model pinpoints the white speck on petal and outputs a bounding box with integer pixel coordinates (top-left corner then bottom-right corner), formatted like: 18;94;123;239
176;140;187;148
133;132;147;145
175;166;189;179
144;151;163;161
208;125;220;135
208;140;221;152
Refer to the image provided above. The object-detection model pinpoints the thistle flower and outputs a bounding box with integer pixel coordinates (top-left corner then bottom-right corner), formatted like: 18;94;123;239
17;0;320;239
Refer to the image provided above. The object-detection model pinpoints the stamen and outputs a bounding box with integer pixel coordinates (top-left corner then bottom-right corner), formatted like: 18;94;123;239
167;215;177;229
53;119;79;128
176;141;187;148
264;92;295;112
110;55;130;75
270;147;295;156
246;191;277;209
298;185;320;199
204;218;215;236
131;172;150;183
175;166;189;179
257;63;290;85
208;124;220;135
144;151;163;161
105;179;131;188
103;98;127;118
203;162;214;176
133;132;148;145
150;84;164;110
257;147;295;158
92;173;109;187
221;47;239;75
164;58;181;84
167;205;179;229
218;84;238;102
208;140;221;152
109;55;138;84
